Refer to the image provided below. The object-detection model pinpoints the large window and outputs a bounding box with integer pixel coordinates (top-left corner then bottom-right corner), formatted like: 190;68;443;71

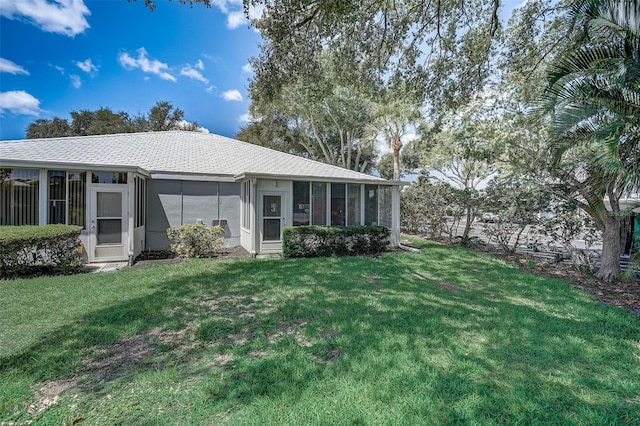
1;168;39;225
293;181;310;226
47;170;86;228
331;183;346;226
292;181;393;229
379;186;393;227
134;176;146;228
48;171;66;224
364;185;378;225
311;182;327;226
347;184;361;226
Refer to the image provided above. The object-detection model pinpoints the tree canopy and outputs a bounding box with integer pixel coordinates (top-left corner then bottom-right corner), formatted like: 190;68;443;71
26;101;200;139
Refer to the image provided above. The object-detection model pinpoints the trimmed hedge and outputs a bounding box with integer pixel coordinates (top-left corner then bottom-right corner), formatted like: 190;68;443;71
282;225;391;259
0;225;84;278
167;224;225;258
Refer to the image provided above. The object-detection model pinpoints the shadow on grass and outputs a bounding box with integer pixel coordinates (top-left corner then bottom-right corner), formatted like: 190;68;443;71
1;242;639;423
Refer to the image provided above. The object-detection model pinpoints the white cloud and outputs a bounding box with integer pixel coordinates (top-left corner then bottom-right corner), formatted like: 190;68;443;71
226;11;246;29
52;64;65;74
222;89;243;101
0;58;30;75
70;74;82;88
180;63;208;84
195;59;204;70
0;90;42;115
118;48;176;82
206;85;215;93
238;112;253;123
0;0;90;37
76;58;97;74
241;63;253;74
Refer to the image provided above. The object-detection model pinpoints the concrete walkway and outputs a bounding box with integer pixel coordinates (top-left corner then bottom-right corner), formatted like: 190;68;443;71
84;262;128;273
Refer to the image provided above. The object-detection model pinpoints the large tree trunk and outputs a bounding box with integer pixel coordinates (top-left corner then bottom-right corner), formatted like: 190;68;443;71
391;137;403;181
596;215;621;282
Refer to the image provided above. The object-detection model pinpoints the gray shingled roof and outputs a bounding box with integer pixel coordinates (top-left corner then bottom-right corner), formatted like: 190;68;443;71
0;131;387;182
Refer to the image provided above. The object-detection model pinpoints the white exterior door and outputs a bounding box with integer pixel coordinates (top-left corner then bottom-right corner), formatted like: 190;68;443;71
259;191;286;253
89;186;128;262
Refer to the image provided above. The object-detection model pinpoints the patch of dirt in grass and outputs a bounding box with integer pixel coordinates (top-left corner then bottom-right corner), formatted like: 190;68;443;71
437;281;460;293
82;335;157;382
26;379;74;416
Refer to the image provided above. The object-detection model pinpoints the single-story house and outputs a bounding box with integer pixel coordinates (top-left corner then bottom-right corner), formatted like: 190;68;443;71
0;131;403;263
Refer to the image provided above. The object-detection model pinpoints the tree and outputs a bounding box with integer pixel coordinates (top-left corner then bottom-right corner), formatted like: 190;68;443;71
25;101;200;139
241;53;378;173
26;117;71;139
367;97;421;181
244;0;503;120
542;0;640;281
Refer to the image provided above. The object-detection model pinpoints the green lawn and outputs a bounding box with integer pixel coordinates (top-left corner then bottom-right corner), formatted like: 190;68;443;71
1;239;639;425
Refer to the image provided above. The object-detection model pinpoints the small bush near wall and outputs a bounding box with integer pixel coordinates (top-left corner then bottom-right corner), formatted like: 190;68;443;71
283;226;390;259
0;225;84;278
167;224;225;258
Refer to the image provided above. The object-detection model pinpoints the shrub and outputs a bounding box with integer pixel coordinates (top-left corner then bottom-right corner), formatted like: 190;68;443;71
166;224;225;258
282;226;390;259
0;225;84;278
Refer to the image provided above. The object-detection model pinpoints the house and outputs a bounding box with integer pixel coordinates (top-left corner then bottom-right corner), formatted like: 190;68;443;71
0;131;403;263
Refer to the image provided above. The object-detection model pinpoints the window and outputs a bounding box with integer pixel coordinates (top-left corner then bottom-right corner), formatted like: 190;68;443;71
46;170;86;228
379;186;393;227
48;171;66;224
242;180;251;229
364;185;378;225
92;172;127;184
347;184;361;226
134;176;146;227
1;168;39;225
311;182;327;225
68;171;86;228
293;181;310;226
331;183;346;226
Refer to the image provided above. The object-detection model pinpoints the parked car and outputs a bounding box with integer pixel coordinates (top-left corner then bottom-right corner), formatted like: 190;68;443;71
482;212;500;223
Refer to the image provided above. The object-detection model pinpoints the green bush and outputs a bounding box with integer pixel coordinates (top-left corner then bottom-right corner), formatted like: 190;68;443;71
282;226;390;259
0;225;84;278
166;224;225;258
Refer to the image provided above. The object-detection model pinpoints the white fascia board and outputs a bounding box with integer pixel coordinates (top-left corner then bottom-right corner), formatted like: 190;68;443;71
0;159;149;176
149;172;236;182
234;172;407;186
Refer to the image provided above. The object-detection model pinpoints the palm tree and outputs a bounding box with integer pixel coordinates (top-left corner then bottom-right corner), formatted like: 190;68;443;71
544;0;640;281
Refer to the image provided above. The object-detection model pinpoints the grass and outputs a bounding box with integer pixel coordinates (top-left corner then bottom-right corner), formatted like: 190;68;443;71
1;238;639;425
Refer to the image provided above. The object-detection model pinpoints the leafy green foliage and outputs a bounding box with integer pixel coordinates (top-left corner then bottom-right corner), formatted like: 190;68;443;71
401;179;465;240
282;226;390;258
0;225;83;278
25;101;198;139
166;224;225;258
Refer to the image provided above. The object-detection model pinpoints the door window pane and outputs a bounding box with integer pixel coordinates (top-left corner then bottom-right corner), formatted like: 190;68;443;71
92;172;127;184
97;219;122;244
293;181;310;226
97;192;122;217
263;195;281;217
311;182;327;226
263;219;281;241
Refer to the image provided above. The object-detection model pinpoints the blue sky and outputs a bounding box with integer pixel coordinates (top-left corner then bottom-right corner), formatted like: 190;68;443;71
1;0;524;142
0;0;262;140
